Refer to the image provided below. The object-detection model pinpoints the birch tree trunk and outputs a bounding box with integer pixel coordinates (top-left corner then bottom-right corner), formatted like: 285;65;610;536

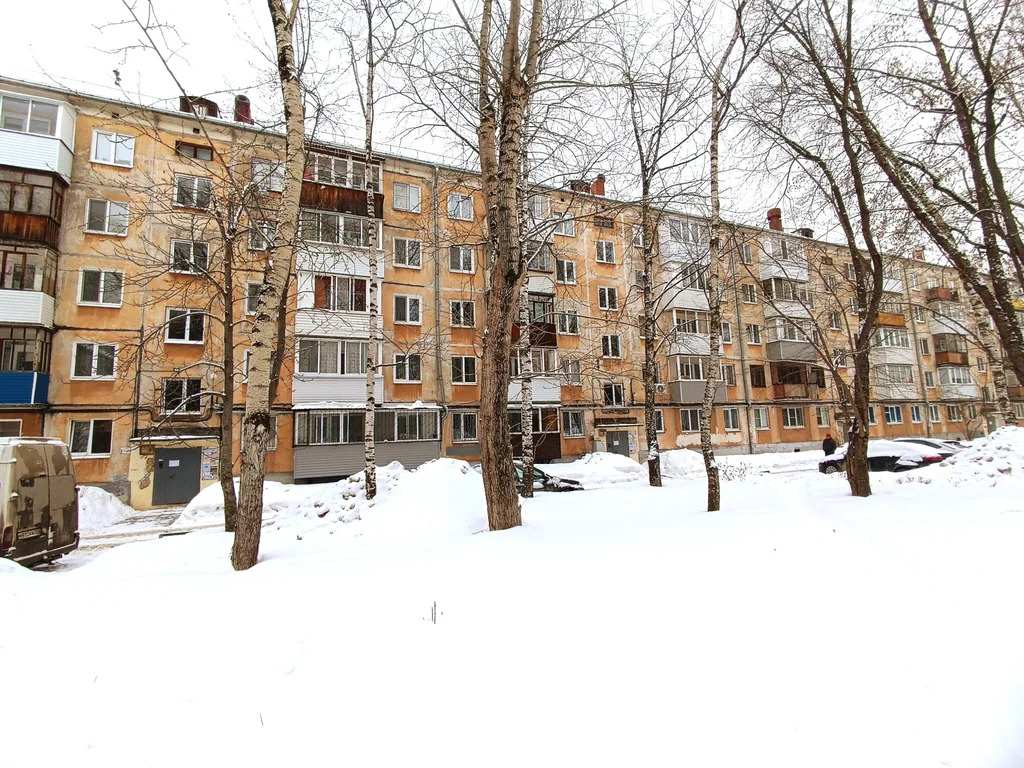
518;280;534;497
363;1;379;499
640;193;661;487
232;0;305;570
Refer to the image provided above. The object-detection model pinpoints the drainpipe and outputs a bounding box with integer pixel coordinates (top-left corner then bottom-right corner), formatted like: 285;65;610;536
731;238;755;454
903;261;932;436
432;165;445;443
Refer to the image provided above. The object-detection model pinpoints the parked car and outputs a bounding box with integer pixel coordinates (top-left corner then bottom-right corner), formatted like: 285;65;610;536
513;462;584;493
0;438;79;566
892;437;964;459
818;439;942;474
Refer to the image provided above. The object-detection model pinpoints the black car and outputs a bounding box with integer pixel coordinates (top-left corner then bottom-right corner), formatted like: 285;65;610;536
513;462;584;493
818;440;941;474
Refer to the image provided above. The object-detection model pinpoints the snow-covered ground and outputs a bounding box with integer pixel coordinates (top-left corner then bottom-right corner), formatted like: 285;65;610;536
4;431;1024;767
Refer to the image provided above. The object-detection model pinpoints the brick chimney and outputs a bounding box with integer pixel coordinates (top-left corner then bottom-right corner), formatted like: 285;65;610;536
233;95;253;124
767;208;783;231
591;174;606;196
912;247;925;260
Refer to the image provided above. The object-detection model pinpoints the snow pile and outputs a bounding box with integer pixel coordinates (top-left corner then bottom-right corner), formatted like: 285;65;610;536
660;449;706;478
899;426;1024;487
175;459;487;539
537;452;644;487
78;486;133;533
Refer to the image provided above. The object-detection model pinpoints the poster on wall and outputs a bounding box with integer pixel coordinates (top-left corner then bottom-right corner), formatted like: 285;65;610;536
201;446;219;480
628;432;638;455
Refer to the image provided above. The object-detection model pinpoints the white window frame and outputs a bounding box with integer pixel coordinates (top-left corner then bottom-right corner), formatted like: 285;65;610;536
248;220;276;251
69;419;113;458
71;341;117;380
753;407;770;430
450;300;476;328
723;407;740;431
562;409;585;437
449;245;475;274
556;309;580;336
746;324;762;344
720;363;736;387
252;159;285;192
164;308;205;344
596;240;616;264
173;174;212;209
721;322;732;343
867;407;877;426
245;282;261;315
929;404;941;422
170;239;210;274
556;259;576;284
394;295;422;325
78;269;123;307
85;199;129;236
680;408;701;432
884;405;903;425
554;213;576;237
598;286;618;311
655;409;665;433
447;192;474;221
452;411;478;442
393;237;422;269
0;419;21;437
451;356;478;385
947;404;963;422
91;130;135;167
977;357;987;372
782;407;805;429
739;244;754;264
741;283;757;304
925;371;936;388
162;377;204;415
394;354;422;383
603;383;625;407
601;334;621;358
910;405;923;423
816;406;830;428
393;182;422;213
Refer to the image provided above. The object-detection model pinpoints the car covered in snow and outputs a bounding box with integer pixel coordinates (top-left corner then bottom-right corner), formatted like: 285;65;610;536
818;439;943;474
892;437;964;459
513;462;584;493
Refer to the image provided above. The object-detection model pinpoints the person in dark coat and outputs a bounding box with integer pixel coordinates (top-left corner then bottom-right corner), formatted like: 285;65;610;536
822;433;838;455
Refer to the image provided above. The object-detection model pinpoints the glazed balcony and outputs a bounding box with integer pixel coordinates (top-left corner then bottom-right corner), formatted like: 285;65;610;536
876;311;906;327
765;339;817;363
935;350;968;366
926;286;958;303
772;382;820;400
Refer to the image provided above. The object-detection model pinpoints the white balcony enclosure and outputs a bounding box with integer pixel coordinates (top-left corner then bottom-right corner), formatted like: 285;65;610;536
668;333;711;356
666;287;709;312
758;259;808;282
0;89;75;182
0;289;54;327
871;346;916;366
763;299;811;320
508;376;561;403
293;375;384;404
939;382;980;400
526;273;556;295
296;247;385;279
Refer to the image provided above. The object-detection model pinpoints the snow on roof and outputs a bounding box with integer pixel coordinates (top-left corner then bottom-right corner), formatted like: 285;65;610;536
292;401;441;411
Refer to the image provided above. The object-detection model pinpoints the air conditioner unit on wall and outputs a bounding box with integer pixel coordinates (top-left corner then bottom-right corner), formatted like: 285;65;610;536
655;383;667;394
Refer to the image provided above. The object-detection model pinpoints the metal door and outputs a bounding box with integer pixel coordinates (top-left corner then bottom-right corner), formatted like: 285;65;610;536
152;448;201;506
606;431;630;457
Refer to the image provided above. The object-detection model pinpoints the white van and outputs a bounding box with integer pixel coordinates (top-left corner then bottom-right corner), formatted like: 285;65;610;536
0;438;79;566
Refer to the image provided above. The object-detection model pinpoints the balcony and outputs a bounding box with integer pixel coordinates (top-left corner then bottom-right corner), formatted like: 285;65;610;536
508;376;561;403
876;311;906;327
939;382;980;400
758;259;808;282
1008;386;1024;399
766;339;817;363
670;380;726;404
882;276;904;293
873;382;918;401
0;289;55;327
667;333;711;356
512;322;557;348
0;120;75;181
935;350;968;366
772;383;820;400
300;182;383;218
0;211;61;251
926;286;958;303
0;372;48;406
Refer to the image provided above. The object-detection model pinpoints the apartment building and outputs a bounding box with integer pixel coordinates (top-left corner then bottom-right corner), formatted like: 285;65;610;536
1;76;1021;507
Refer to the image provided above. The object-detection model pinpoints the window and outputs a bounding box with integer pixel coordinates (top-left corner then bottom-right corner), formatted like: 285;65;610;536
0;420;21;437
594;216;615;228
530;195;550;220
449;245;474;273
245;282;261;315
313;275;368;312
251;159;283;191
603;384;625;407
782;407;805;429
914;306;925;323
925;371;935;388
294;411;362;445
527;243;554;272
632;226;644;248
452;412;478;442
375;411;439;442
674;309;709;335
451;300;475;328
556;309;580;335
753;407;770;430
723;407;740;431
85;199;128;235
867;407;877;426
655;410;665;433
919;338;930;355
394;354;421;383
929;404;941;422
79;269;123;305
740;244;753;264
297;339;368;375
596;240;616;263
750;365;767;387
556;259;576;284
394;238;422;268
746;324;762;344
816;406;830;428
170;240;209;273
938;366;972;385
72;342;116;379
845;263;856;281
977;357;987;372
305;153;380;190
447;192;474;221
554;214;575;237
741;284;757;303
452;356;477;384
91;130;135;167
877;327;911;348
69;419;113;457
173;175;212;209
602;334;621;358
393;182;422;213
828;312;842;331
176;142;214;161
720;364;736;387
824;275;838;291
560;410;584;437
165;308;205;343
249;220;276;251
910;274;920;290
555;357;581;385
721;322;732;343
301;210;374;247
394;295;422;324
680;408;701;432
163;378;203;414
884;405;903;424
967;404;978;420
1;95;58;136
598;286;618;310
947;405;963;422
1014;403;1024;420
911;405;922;423
675;356;705;380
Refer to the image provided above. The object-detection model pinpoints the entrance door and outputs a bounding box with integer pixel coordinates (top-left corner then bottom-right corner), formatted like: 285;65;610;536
152;448;201;506
606;431;630;457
